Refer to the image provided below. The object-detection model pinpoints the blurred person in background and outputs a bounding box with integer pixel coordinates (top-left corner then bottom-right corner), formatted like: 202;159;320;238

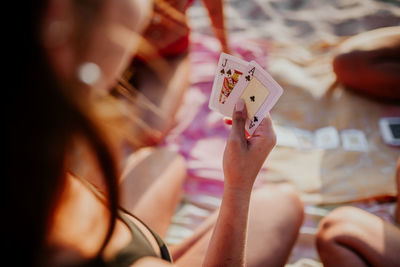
6;0;303;266
332;26;400;102
316;157;400;267
118;0;229;148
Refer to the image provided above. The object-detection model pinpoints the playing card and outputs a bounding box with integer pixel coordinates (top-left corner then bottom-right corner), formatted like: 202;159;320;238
274;124;299;148
293;128;315;150
209;53;249;116
315;126;340;150
240;77;270;119
341;129;368;152
224;60;284;135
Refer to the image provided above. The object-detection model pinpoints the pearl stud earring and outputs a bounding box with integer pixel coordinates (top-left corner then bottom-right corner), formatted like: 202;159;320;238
77;62;101;86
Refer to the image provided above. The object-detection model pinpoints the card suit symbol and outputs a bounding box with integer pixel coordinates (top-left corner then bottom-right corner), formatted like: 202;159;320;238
220;69;225;75
250;96;255;102
249;121;255;129
253;116;258;122
245;75;251;81
227;69;232;75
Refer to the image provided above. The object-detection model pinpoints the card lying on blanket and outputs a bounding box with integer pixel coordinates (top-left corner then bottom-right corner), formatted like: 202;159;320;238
209;53;284;135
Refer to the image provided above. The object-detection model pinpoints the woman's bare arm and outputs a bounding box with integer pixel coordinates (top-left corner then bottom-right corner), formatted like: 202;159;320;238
202;100;277;266
133;100;276;267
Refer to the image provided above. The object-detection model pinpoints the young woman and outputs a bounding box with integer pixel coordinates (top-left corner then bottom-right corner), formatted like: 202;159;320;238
7;0;303;266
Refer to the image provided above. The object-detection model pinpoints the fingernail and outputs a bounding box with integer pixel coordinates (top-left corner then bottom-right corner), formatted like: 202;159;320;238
235;99;245;111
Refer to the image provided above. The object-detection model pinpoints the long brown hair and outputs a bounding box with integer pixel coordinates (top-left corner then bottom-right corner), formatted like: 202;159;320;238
6;0;119;266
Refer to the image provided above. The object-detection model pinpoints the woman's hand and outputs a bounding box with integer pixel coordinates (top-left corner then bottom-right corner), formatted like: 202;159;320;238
223;99;276;193
203;99;276;266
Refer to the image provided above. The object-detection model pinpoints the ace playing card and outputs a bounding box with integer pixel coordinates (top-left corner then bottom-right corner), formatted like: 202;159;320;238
224;60;284;135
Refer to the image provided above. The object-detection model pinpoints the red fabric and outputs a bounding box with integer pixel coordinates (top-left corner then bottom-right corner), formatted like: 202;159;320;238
133;0;195;62
158;0;194;57
158;31;190;57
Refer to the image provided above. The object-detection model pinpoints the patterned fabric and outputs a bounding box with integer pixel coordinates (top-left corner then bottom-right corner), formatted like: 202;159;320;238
162;0;400;264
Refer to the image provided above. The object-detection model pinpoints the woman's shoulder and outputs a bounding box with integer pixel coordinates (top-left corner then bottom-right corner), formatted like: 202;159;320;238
131;257;173;267
46;173;112;263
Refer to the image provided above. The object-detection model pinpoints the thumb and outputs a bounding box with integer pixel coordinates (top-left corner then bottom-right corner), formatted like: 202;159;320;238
229;99;247;143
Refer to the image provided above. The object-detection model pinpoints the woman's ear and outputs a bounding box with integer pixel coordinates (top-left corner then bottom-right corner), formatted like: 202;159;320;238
41;0;76;81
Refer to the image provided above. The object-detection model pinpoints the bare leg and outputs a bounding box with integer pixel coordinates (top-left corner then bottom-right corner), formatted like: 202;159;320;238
119;147;187;238
332;26;400;101
202;0;229;52
119;53;191;148
172;183;304;266
396;157;400;224
316;206;400;267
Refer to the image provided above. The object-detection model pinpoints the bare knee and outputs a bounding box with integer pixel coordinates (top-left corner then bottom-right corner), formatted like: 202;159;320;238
245;184;304;266
276;184;304;226
255;183;304;228
316;206;364;252
396;157;400;193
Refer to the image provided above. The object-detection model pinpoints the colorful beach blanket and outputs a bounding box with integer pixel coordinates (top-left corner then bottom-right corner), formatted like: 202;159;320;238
163;0;400;264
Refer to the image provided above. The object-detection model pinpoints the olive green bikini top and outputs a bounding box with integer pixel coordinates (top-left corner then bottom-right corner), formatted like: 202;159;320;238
104;209;172;266
76;175;172;266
